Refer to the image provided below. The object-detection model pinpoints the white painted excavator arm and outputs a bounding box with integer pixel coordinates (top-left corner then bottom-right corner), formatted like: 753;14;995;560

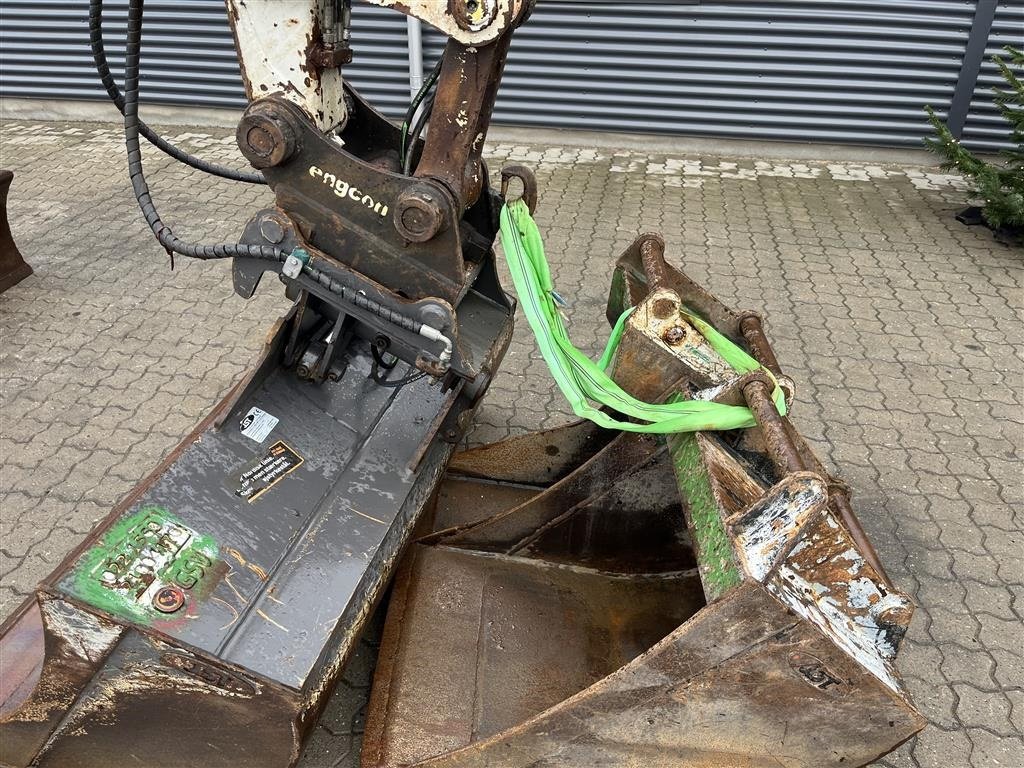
226;0;524;133
364;0;526;45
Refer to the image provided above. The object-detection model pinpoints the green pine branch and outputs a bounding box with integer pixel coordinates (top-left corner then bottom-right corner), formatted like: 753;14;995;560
924;46;1024;230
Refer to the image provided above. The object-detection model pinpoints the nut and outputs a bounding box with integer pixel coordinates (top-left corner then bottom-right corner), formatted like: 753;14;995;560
662;325;688;345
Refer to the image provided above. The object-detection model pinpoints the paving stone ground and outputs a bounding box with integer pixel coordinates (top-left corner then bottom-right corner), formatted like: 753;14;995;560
0;119;1021;768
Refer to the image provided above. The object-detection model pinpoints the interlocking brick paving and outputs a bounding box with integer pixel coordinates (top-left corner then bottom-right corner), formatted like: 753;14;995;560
0;120;1020;767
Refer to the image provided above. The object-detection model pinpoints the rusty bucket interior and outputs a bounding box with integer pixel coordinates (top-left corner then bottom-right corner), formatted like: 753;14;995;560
363;423;924;768
363;423;713;766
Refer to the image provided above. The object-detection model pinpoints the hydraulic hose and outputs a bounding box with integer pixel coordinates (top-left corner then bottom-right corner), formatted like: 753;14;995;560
403;91;435;176
399;56;442;169
122;0;279;260
89;0;266;185
122;0;452;368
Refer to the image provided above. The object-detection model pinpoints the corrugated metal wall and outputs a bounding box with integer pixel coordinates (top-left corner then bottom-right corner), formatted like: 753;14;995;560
960;0;1024;151
473;0;978;145
1;0;247;107
0;0;411;115
0;0;1014;148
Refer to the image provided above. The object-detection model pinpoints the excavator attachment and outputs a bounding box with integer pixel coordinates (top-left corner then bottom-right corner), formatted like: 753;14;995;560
0;302;513;768
362;238;926;768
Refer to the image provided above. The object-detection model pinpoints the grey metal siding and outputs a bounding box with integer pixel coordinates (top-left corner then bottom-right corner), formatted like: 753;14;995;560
0;0;1006;149
426;1;977;145
0;0;410;115
960;0;1024;151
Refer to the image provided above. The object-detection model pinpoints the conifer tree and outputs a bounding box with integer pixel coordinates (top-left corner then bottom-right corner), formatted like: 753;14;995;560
925;46;1024;231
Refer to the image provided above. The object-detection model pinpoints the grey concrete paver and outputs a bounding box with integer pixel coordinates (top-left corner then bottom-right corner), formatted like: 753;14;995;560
0;119;1021;768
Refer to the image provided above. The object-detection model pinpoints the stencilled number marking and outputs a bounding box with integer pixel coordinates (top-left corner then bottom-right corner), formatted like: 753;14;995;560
75;506;220;622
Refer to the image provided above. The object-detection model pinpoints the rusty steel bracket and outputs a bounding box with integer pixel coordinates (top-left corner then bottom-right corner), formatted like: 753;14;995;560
408;31;515;214
500;165;538;214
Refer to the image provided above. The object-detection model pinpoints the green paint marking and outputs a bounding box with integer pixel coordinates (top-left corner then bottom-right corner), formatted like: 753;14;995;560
71;506;219;623
669;432;741;601
605;266;632;322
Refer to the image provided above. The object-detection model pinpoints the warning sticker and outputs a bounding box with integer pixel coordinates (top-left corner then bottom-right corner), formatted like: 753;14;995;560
239;407;279;443
233;441;304;503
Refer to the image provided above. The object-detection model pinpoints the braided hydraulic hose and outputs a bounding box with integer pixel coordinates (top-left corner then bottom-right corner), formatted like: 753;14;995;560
122;0;279;260
89;0;266;185
399;57;442;169
122;0;451;366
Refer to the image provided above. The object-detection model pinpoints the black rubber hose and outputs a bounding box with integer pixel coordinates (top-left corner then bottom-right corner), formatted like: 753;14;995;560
399;57;443;167
89;0;266;185
123;0;434;349
122;0;281;260
122;0;427;342
403;91;435;176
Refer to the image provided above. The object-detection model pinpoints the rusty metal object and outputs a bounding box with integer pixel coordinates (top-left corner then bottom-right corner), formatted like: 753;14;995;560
309;0;354;72
0;170;32;293
0;600;44;722
309;42;354;69
232;85;515;377
499;165;538;215
364;0;525;46
607;233;737;335
639;233;669;290
225;0;348;133
413;34;514;211
743;378;807;475
394;182;451;242
365;243;923;768
448;0;498;31
737;311;782;376
366;430;923;767
448;420;613;484
236;102;301;169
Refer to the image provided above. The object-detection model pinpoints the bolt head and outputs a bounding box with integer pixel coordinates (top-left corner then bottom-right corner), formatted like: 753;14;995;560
153;585;186;613
394;184;449;243
260;217;286;244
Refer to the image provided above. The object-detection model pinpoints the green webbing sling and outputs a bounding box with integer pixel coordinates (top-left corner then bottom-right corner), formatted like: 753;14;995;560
498;199;786;434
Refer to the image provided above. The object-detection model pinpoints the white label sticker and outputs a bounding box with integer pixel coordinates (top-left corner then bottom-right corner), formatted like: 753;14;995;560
239;407;279;443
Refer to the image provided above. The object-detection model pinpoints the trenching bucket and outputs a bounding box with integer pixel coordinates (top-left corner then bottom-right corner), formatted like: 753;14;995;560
362;236;925;768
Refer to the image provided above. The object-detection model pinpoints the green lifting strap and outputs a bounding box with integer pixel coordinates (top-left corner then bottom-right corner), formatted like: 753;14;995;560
498;199;787;434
